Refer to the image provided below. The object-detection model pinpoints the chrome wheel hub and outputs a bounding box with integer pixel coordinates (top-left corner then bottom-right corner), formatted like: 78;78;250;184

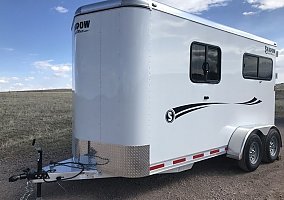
269;136;278;157
249;142;260;165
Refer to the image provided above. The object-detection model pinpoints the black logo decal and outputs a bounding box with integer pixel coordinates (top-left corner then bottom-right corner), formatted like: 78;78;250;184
75;20;90;34
265;46;276;55
165;109;175;123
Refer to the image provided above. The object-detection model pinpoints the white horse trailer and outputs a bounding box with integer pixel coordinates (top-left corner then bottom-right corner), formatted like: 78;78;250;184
9;0;282;198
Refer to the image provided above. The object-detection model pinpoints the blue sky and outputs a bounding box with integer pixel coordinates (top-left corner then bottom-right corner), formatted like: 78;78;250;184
0;0;284;91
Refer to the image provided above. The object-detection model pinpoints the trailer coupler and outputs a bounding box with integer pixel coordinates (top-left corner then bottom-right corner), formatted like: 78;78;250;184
9;168;49;183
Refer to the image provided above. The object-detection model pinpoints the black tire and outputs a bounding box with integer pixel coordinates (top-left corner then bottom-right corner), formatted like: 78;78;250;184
262;128;281;163
238;133;263;172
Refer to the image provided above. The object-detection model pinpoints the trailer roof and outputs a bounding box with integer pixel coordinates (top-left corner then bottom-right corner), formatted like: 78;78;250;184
75;0;277;47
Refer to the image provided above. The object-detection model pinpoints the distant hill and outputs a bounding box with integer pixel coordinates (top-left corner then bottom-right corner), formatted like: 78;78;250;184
2;89;72;93
275;83;284;90
20;89;72;93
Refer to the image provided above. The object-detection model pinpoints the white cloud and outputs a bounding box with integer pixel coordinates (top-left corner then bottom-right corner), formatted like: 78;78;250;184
14;83;24;87
0;77;21;84
276;48;284;83
0;48;14;52
0;79;8;84
243;11;258;15
277;49;284;65
24;77;35;81
0;74;70;92
65;83;72;89
33;59;54;70
246;0;284;10
10;77;19;81
44;76;51;80
160;0;230;13
51;65;71;73
54;6;68;13
33;60;71;78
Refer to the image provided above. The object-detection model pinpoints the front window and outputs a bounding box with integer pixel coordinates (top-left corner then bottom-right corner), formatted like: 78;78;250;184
190;42;221;84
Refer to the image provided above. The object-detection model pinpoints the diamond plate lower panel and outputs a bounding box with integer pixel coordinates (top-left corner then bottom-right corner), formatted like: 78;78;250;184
73;138;150;178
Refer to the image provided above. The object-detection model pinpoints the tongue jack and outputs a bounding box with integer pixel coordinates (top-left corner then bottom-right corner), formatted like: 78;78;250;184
9;139;48;199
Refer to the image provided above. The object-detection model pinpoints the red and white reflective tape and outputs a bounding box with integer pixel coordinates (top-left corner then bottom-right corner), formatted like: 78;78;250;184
193;153;204;159
210;149;220;154
149;146;228;173
173;158;186;165
149;163;165;171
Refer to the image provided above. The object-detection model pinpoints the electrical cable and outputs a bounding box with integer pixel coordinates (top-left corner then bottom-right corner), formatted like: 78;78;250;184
93;155;110;165
43;162;85;183
43;154;110;183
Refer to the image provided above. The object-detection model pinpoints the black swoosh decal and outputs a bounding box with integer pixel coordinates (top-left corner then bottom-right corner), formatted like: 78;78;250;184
166;97;263;123
246;100;262;105
175;106;209;119
236;97;258;105
173;103;226;115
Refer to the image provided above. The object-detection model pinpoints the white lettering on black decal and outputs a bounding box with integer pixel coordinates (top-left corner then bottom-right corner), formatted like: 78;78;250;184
165;110;175;123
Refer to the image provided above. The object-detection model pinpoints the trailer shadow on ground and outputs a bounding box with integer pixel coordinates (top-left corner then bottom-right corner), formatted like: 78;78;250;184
40;155;244;199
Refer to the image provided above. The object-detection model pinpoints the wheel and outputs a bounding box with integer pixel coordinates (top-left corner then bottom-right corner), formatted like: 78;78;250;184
262;128;281;163
238;133;263;172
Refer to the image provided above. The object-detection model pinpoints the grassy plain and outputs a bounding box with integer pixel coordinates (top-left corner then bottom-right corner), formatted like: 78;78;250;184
0;91;72;164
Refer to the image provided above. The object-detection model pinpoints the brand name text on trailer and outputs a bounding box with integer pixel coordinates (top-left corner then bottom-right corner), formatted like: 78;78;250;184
75;20;90;34
265;46;276;55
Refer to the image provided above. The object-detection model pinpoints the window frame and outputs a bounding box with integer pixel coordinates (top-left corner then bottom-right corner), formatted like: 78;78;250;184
242;53;273;81
190;42;222;84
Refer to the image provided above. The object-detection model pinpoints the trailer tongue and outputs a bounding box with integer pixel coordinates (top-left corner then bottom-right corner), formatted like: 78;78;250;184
9;139;111;198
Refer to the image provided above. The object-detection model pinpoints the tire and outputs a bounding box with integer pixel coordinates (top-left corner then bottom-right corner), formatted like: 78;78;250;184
262;128;281;163
238;133;263;172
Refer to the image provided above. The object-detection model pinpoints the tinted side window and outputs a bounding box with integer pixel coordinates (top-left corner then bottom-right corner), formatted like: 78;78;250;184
243;55;258;79
190;42;221;84
258;57;273;80
207;47;221;81
243;54;273;81
191;43;206;82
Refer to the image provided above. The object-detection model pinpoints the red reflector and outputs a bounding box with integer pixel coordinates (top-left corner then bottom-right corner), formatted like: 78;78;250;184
173;158;186;165
150;163;164;171
193;153;204;159
210;149;220;154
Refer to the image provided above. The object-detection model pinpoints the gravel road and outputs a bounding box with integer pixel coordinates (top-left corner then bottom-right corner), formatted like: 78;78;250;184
1;119;283;200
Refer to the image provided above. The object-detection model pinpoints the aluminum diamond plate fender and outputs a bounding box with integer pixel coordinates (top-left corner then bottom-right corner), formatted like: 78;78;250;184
227;125;277;160
73;138;150;178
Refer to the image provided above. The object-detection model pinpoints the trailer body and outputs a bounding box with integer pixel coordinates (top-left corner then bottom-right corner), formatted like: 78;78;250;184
70;0;280;178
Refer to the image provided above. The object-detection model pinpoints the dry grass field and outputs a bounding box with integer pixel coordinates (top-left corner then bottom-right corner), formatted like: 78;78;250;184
0;87;284;199
0;91;72;160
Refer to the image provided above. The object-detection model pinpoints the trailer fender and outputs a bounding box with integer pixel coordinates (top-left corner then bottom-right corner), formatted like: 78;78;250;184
226;125;278;160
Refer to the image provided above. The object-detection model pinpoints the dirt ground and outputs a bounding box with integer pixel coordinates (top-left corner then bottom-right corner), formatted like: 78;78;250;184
0;91;284;200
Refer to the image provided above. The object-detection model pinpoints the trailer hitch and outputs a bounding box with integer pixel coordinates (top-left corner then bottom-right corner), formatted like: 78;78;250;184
9;139;48;198
9;168;49;183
